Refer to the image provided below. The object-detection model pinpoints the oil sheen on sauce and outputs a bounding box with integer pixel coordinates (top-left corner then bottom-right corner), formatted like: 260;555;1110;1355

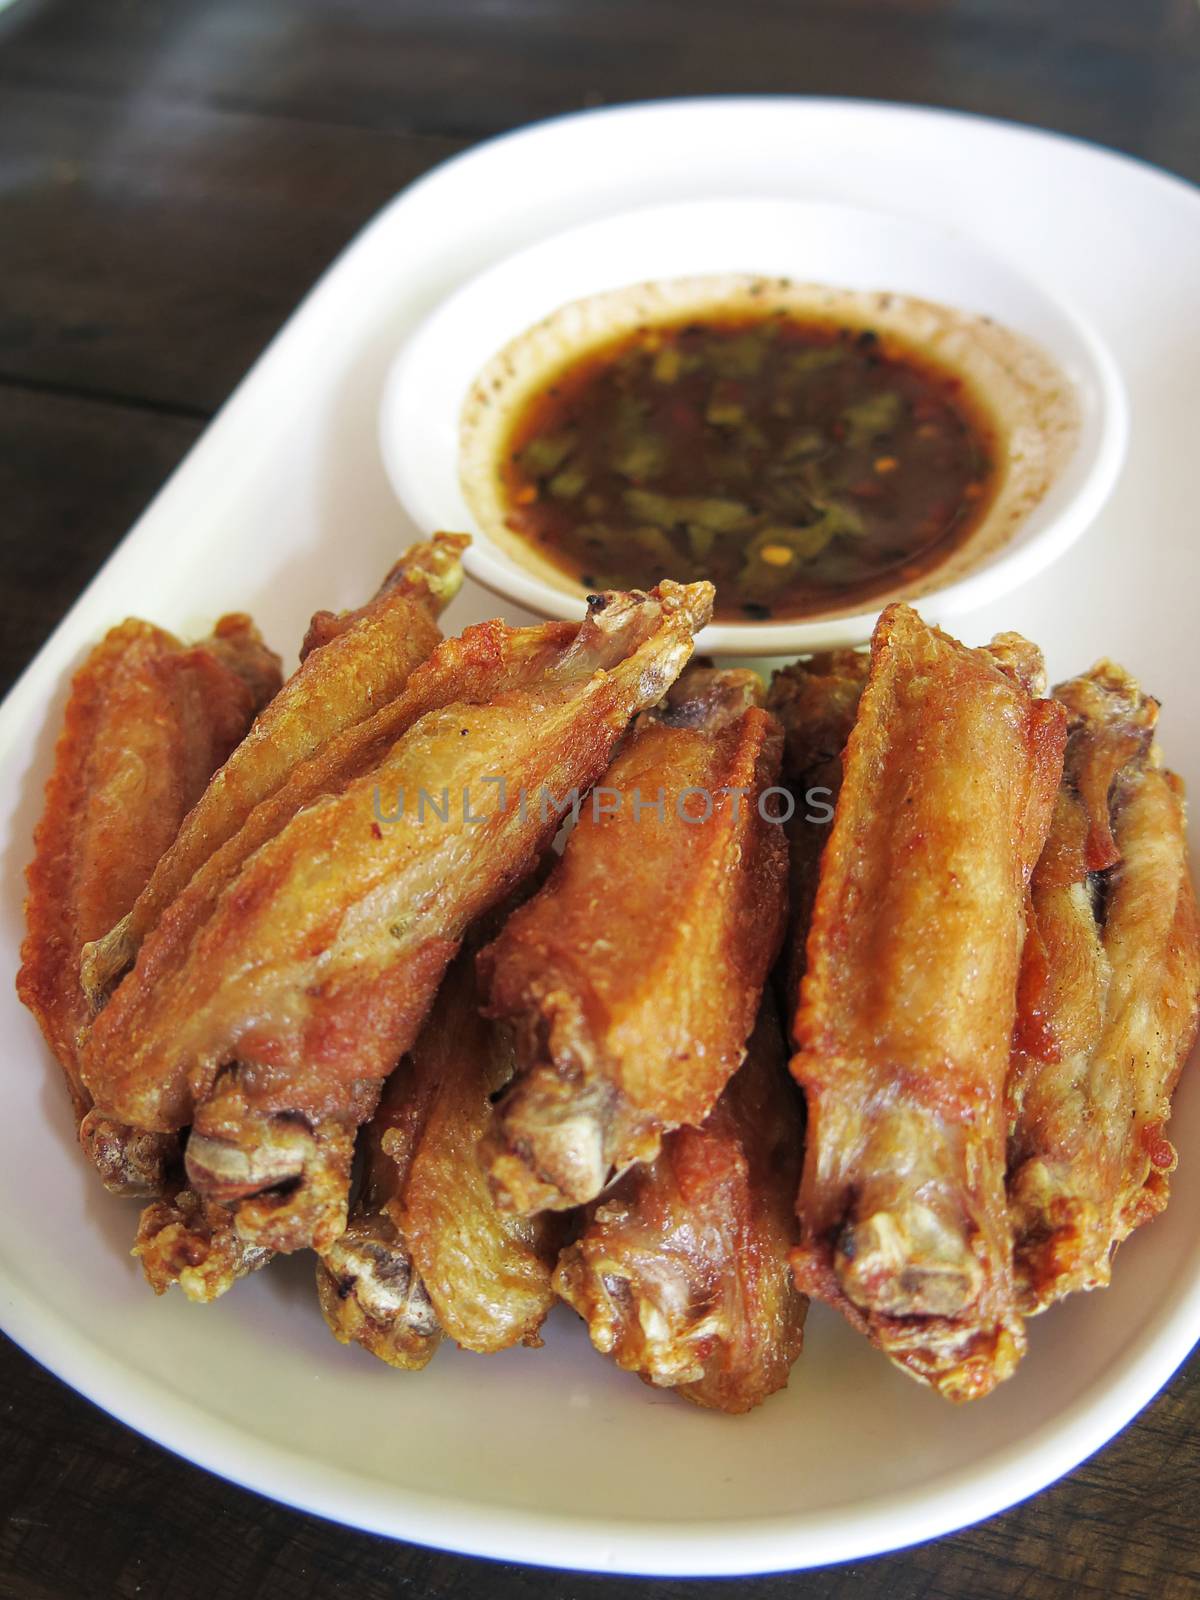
497;312;998;622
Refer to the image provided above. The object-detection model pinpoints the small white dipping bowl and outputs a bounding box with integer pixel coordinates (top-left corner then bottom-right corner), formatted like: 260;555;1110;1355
380;198;1127;654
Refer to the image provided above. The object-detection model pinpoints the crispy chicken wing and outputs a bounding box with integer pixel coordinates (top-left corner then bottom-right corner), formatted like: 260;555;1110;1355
789;604;1066;1400
16;615;281;1194
81;534;467;1003
555;993;806;1413
82;582;713;1264
112;540;466;1293
479;665;788;1213
1007;662;1200;1311
317;900;564;1367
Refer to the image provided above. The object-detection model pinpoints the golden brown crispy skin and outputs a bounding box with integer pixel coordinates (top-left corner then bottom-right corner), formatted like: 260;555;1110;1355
81;534;467;1003
204;612;287;707
555;994;806;1413
767;651;870;1004
790;604;1066;1401
1007;662;1200;1311
296;538;462;660
399;998;564;1353
134;1187;273;1303
318;912;564;1366
16;615;281;1193
479;665;788;1213
767;638;1036;1010
82;581;713;1263
316;1047;443;1367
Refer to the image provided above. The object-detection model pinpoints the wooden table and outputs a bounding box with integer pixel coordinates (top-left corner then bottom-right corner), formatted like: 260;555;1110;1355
2;3;1198;1595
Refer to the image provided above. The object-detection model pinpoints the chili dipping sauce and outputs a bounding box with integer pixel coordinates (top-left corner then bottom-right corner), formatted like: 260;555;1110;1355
497;312;999;622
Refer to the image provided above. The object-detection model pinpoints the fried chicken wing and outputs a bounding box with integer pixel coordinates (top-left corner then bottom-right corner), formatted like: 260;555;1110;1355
555;993;806;1413
82;581;713;1263
81;533;467;1003
16;615;281;1194
1007;662;1200;1311
789;604;1066;1400
318;906;564;1367
479;665;788;1213
78;541;462;1290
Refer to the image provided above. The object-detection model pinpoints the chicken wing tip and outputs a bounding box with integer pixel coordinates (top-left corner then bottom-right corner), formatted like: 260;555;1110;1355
316;1221;441;1371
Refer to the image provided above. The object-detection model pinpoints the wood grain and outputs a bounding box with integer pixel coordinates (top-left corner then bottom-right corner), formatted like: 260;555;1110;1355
1;0;1198;170
0;386;202;695
0;83;464;413
0;1332;1197;1599
1;1;1198;1596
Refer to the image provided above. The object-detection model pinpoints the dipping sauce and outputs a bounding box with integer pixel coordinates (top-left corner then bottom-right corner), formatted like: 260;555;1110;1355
497;313;998;622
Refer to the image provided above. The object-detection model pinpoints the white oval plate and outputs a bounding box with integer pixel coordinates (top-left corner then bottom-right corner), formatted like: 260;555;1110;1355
381;196;1126;654
0;100;1198;1577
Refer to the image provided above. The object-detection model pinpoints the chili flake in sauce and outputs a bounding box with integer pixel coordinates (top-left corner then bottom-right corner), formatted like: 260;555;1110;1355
498;313;997;621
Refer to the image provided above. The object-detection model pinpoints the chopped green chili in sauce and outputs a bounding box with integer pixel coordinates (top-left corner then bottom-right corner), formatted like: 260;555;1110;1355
498;313;998;621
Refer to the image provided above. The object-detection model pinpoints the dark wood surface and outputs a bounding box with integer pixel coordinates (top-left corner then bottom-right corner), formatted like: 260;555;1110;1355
2;3;1198;1595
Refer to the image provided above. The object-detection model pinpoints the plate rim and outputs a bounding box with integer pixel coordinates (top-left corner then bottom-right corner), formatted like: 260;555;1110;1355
3;1254;1197;1577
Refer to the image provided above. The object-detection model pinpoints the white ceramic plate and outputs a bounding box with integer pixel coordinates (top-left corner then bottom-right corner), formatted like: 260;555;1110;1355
380;197;1127;654
1;100;1198;1577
